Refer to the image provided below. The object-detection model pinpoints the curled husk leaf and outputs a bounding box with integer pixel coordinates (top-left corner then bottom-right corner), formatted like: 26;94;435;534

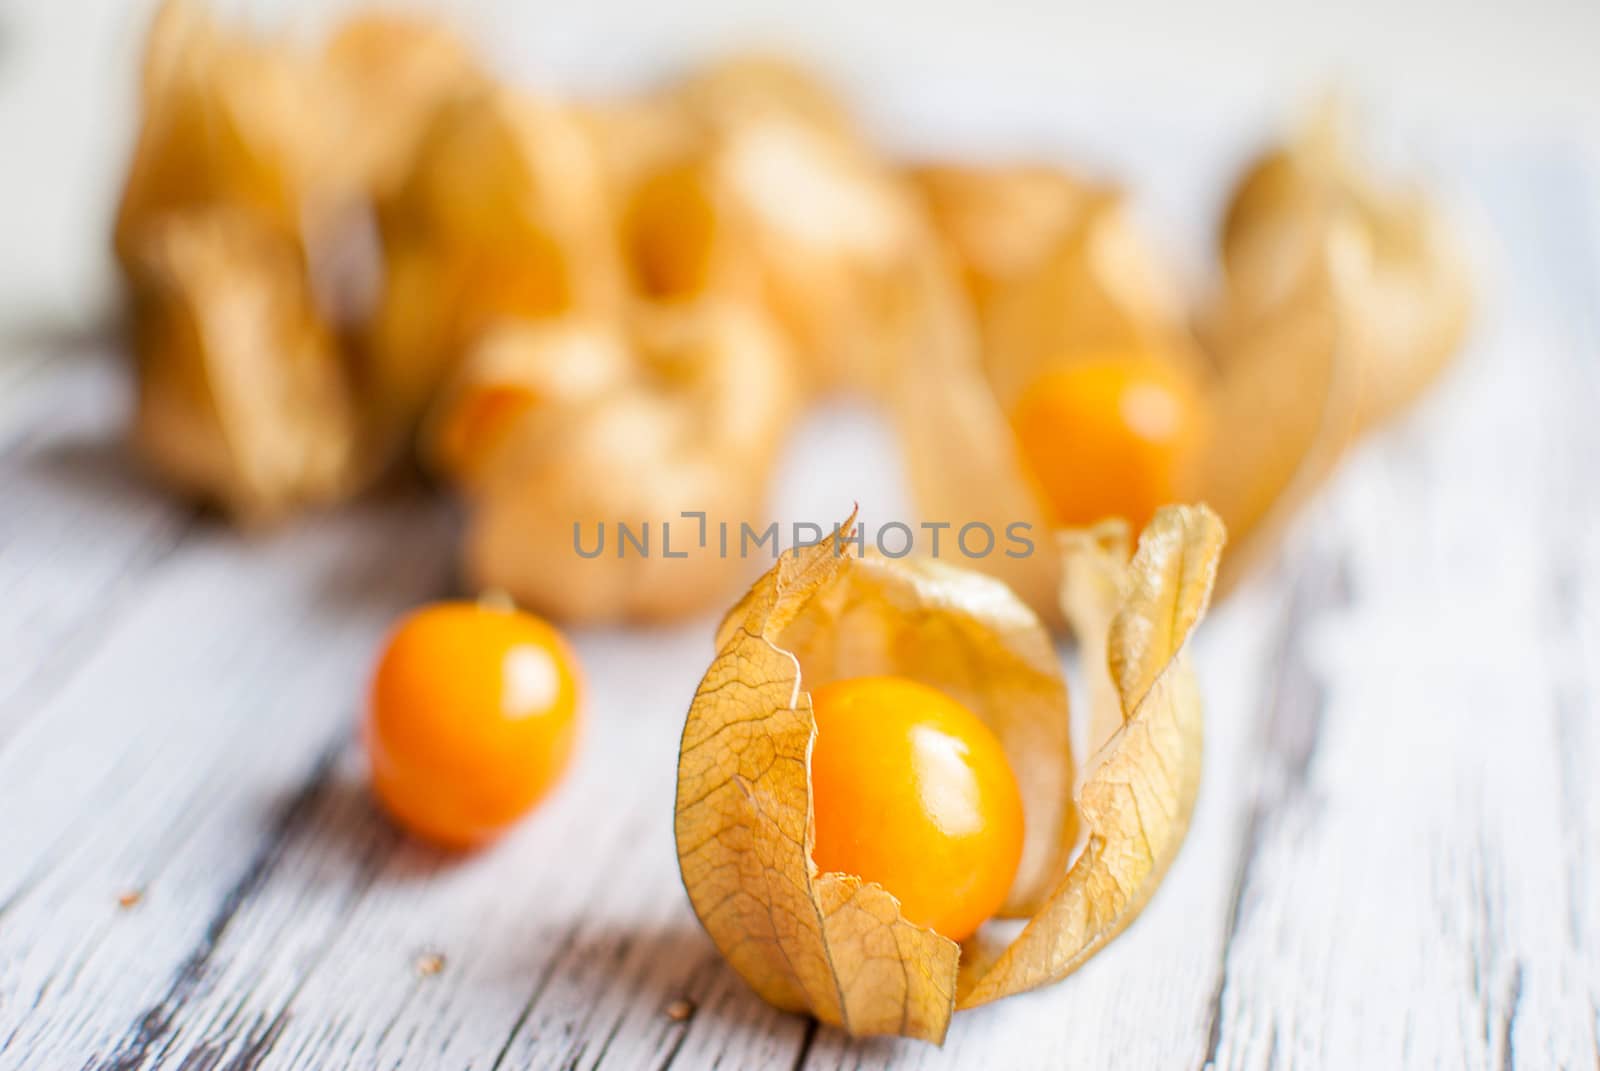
428;300;797;623
885;249;1061;621
1194;245;1355;590
591;58;944;395
366;86;623;449
126;208;366;522
674;505;1223;1042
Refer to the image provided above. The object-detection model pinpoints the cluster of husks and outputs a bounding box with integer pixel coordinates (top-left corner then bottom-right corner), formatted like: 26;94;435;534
117;2;944;620
117;1;1469;623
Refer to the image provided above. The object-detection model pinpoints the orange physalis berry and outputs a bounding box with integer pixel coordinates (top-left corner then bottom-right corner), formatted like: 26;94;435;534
808;675;1025;943
1010;353;1206;532
365;600;582;849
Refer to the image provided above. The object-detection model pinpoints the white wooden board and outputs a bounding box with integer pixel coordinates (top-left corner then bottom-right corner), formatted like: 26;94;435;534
0;143;1596;1070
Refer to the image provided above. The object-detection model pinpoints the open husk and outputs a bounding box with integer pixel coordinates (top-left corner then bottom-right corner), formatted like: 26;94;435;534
674;504;1224;1042
428;300;798;623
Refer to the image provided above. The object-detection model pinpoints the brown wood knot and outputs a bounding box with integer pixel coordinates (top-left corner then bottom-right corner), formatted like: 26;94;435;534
414;952;446;977
663;998;696;1023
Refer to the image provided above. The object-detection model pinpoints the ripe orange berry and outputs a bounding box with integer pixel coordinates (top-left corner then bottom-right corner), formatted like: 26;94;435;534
1010;353;1206;532
365;601;582;849
808;675;1025;943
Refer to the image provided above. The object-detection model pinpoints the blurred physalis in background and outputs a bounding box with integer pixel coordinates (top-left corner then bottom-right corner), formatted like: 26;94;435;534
113;0;1470;623
116;0;485;521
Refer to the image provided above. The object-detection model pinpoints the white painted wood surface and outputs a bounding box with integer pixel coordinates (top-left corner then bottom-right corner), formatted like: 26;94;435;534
0;142;1596;1070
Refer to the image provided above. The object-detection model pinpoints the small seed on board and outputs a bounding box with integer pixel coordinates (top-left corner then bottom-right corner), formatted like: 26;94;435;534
664;999;695;1022
415;952;446;977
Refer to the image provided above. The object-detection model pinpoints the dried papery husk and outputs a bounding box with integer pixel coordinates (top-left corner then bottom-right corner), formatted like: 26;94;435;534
595;57;936;396
893;177;1211;622
421;317;634;493
115;0;325;267
974;187;1203;409
884;249;1062;624
710;118;937;396
671;53;860;147
1193;108;1470;590
957;504;1222;1005
115;2;373;522
1059;519;1133;752
580;97;765;310
438;300;797;623
674;505;1222;1042
584;56;942;395
119;2;474;258
115;2;489;517
904;130;1466;605
317;13;486;202
1210;106;1472;435
1196;242;1362;592
365;86;623;448
909;163;1095;310
126;208;366;523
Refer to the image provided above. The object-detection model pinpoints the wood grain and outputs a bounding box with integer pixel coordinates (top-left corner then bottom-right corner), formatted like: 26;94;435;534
0;148;1594;1070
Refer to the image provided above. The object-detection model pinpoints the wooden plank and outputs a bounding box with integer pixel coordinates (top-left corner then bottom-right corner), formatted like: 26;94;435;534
0;148;1593;1070
123;626;811;1071
0;498;455;1067
1198;149;1600;1070
0;356;195;741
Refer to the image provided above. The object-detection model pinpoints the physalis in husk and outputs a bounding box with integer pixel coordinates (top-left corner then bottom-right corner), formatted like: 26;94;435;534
674;505;1224;1042
901;111;1469;614
115;0;485;521
421;300;799;624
